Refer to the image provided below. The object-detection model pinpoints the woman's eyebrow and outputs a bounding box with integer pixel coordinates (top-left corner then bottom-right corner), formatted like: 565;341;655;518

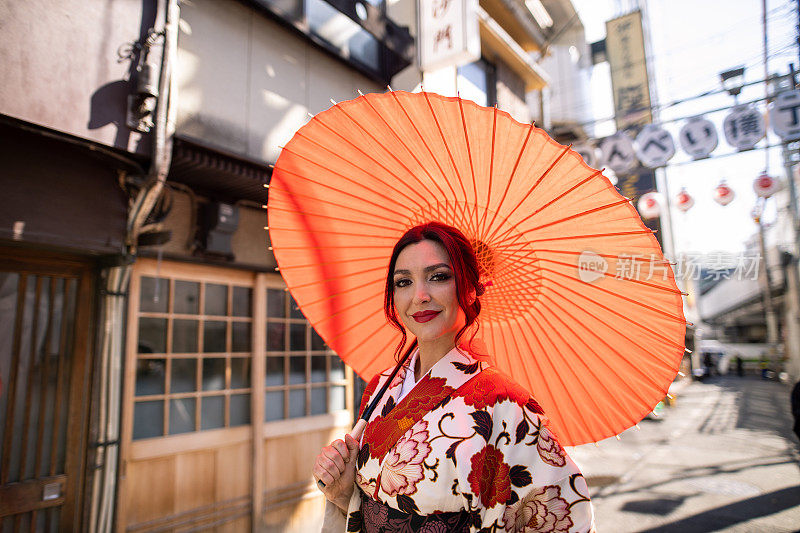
393;263;452;276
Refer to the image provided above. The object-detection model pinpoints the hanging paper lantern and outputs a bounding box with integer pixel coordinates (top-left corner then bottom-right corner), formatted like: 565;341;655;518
637;192;661;219
600;132;637;174
572;142;599;168
634;124;676;168
723;105;766;151
675;188;694;212
714;181;735;206
753;171;778;198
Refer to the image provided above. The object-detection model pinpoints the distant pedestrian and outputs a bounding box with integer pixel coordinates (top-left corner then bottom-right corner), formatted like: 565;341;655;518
736;355;744;377
760;355;769;379
704;352;714;377
792;380;800;441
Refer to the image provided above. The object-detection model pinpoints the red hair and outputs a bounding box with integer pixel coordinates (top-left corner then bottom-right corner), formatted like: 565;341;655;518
384;221;485;361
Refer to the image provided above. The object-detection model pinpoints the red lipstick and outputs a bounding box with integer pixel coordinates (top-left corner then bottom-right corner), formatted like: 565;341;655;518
412;310;440;323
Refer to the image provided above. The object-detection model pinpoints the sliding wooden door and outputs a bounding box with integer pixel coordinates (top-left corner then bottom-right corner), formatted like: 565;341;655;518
0;249;94;532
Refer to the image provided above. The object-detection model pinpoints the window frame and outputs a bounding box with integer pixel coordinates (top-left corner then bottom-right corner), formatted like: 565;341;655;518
263;285;348;422
245;0;412;84
133;276;255;439
126;260;351;445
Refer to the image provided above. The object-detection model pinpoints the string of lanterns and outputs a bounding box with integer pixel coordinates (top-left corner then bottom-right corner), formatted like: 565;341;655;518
574;89;799;172
588;88;799;219
636;172;779;218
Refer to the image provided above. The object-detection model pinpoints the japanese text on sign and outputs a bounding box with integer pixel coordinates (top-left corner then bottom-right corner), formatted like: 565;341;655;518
418;0;480;71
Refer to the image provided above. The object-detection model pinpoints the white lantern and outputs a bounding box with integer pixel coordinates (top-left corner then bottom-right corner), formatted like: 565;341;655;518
634;124;675;168
769;89;800;141
675;188;694;212
600;132;637;174
714;181;735;206
637;192;661;219
679;116;718;160
572;142;599;168
723;105;766;151
753;171;778;198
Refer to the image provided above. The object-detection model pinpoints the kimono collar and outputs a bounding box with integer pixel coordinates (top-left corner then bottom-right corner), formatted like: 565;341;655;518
362;346;488;464
425;345;486;387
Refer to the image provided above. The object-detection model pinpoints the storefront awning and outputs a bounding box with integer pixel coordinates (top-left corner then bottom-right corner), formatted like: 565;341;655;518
169;136;270;203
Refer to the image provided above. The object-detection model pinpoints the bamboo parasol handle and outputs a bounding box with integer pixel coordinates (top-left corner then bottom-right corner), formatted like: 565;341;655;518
316;348;412;491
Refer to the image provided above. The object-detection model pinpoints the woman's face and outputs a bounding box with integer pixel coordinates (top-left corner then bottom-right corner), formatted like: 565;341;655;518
392;239;465;344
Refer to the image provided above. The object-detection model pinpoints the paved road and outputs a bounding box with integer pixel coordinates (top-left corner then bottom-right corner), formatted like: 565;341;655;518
567;375;800;532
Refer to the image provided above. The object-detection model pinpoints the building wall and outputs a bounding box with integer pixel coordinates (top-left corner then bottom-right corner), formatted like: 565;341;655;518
116;1;387;529
118;258;354;531
495;60;530;123
152;187;275;270
175;0;385;164
386;0;423;92
538;39;592;129
526;18;592;137
0;0;152;154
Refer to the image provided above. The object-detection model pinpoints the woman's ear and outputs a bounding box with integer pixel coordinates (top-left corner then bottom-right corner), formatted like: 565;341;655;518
467;288;477;305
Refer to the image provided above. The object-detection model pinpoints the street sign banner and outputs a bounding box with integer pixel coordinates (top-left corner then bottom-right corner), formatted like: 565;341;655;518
723;105;765;151
679;116;718;159
573;142;599;168
769;90;800;141
600;132;637;174
634;124;676;168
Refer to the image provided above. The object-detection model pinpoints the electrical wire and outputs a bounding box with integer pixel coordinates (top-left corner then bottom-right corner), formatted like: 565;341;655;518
542;45;798;126
666;142;789;168
544;1;799;126
568;77;791;131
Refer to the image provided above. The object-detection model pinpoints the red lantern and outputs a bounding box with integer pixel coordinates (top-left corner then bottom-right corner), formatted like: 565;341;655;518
637;192;661;219
676;188;694;212
714;181;735;206
753;171;778;198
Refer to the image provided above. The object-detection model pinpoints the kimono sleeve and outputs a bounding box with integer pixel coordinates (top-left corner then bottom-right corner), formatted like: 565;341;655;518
459;401;595;532
320;500;347;533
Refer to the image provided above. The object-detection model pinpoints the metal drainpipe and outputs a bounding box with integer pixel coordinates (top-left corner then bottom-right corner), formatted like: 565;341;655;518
128;0;179;245
88;0;179;531
90;264;131;533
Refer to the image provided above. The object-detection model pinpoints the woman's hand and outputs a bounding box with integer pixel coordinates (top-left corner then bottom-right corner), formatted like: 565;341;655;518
314;433;359;512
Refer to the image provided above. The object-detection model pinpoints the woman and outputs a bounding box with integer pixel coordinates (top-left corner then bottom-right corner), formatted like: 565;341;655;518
314;222;595;532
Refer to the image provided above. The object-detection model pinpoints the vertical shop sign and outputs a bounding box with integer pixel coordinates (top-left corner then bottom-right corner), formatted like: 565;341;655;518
418;0;481;71
605;11;652;130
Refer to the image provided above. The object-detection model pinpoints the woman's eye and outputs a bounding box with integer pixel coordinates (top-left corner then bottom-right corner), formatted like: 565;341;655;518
430;272;451;282
394;278;411;288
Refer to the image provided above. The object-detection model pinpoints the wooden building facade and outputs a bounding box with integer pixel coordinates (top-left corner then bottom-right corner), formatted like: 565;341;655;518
0;0;413;530
0;0;582;530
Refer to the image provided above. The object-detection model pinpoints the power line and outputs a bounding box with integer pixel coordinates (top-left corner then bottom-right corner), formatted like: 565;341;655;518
563;73;794;131
552;2;800;124
666;142;785;168
540;43;798;125
575;6;793;89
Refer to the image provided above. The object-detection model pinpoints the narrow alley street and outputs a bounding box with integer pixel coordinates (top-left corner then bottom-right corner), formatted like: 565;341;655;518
569;376;800;532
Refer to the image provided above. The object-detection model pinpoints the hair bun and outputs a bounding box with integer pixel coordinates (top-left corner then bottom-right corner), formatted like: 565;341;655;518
475;282;486;297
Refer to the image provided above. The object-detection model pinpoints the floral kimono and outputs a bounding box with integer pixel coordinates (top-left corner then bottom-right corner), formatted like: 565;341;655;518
323;347;595;532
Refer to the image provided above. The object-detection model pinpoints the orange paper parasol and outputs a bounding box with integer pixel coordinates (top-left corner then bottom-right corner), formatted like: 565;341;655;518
268;91;686;446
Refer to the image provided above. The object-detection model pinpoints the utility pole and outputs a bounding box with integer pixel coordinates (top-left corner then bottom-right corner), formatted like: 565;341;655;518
753;202;781;350
779;62;800;381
